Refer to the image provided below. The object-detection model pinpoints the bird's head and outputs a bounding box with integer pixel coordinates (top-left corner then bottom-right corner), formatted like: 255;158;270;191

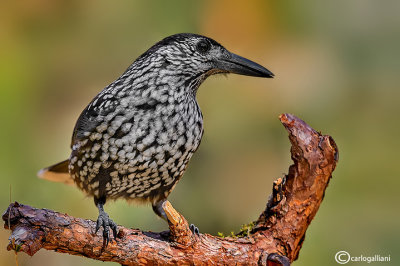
136;33;273;90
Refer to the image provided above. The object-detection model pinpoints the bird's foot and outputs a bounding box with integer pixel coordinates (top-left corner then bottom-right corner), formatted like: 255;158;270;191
95;211;118;247
189;223;200;235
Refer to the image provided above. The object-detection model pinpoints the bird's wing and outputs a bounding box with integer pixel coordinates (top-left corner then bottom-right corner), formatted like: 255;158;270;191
37;160;74;185
70;83;122;148
37;91;114;186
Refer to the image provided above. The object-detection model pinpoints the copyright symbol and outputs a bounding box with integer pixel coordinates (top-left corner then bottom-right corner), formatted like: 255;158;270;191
335;251;350;264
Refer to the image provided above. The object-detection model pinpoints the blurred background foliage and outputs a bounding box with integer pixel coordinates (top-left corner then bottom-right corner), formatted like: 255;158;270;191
1;0;399;265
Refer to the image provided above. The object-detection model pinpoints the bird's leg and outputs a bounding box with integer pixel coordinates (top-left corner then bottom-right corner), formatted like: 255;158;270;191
152;198;168;221
94;196;118;247
152;199;200;235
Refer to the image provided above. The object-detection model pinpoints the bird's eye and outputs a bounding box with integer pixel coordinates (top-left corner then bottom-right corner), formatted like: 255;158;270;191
196;40;211;54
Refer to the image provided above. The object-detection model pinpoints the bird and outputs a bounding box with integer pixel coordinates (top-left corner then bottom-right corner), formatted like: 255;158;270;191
38;33;274;245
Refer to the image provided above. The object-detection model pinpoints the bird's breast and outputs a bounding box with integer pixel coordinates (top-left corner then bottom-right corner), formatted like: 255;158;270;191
69;98;204;200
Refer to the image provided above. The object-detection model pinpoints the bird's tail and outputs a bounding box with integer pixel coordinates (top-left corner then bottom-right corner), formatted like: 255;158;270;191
37;160;74;185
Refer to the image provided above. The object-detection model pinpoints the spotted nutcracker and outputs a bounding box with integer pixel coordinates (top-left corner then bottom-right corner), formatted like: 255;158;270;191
38;33;274;245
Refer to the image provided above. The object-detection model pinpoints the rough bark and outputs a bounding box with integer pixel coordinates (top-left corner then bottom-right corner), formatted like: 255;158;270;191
2;113;338;265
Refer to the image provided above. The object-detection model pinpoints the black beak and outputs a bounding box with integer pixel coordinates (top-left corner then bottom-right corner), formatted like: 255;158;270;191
215;52;274;78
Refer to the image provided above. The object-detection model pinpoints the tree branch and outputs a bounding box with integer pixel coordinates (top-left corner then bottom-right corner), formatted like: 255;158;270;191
2;113;338;265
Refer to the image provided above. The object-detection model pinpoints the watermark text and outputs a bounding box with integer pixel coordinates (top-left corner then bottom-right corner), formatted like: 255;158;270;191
335;251;391;264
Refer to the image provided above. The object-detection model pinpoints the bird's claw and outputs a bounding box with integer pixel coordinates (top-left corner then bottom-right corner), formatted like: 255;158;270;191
189;224;200;235
95;211;118;247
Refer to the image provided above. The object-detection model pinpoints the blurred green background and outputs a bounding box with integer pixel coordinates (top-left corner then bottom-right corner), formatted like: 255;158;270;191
1;0;399;265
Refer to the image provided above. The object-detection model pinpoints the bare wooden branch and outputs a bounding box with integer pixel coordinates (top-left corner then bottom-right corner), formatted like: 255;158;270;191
2;114;338;265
